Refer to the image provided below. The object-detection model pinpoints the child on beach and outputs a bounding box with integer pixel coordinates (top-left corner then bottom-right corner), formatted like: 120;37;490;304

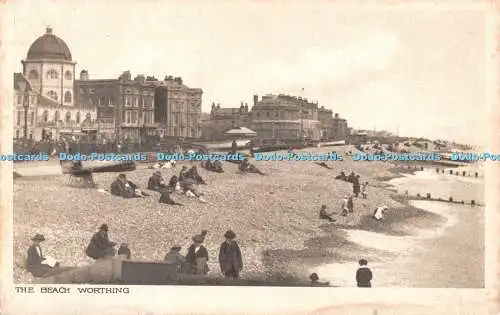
361;182;368;199
356;259;373;288
373;206;387;221
341;196;349;216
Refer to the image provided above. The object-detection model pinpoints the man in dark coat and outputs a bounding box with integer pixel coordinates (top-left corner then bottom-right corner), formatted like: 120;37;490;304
185;166;206;185
356;259;373;287
185;235;209;275
218;230;243;279
110;174;137;198
85;224;117;260
347;172;356;183
335;171;347;181
27;234;60;277
353;175;361;197
148;171;167;192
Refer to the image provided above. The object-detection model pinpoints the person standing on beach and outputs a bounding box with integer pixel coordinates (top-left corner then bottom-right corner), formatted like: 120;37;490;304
218;230;243;279
348;195;354;213
353;175;361;197
185;235;210;275
341;196;349;216
361;182;368;199
356;259;373;287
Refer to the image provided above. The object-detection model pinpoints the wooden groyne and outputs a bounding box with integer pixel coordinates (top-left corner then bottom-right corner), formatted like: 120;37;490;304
397;192;484;207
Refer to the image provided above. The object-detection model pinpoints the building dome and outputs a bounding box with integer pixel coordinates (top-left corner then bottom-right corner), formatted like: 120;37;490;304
26;27;72;61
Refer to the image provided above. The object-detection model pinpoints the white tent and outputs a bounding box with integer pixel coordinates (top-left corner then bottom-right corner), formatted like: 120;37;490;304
224;127;257;136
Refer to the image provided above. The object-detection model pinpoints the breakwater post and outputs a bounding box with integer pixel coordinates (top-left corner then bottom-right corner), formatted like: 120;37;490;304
449;197;453;202
449;170;453;174
475;172;478;178
471;200;475;206
436;168;439;173
421;166;424;171
463;171;466;176
426;193;431;199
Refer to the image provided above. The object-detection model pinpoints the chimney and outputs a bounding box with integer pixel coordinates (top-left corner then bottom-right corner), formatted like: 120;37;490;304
253;94;258;106
334;113;339;118
134;74;145;83
79;70;89;81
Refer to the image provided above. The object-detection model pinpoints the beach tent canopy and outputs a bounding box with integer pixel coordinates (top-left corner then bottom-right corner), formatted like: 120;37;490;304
224;127;257;136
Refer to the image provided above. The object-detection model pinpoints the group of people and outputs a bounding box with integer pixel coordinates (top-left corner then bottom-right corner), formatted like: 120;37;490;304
108;164;209;204
25;223;245;280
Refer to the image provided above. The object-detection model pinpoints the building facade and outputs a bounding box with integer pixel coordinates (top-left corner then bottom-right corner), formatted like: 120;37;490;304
14;27;98;141
75;71;156;140
331;113;349;140
250;94;322;141
201;102;251;140
154;76;203;138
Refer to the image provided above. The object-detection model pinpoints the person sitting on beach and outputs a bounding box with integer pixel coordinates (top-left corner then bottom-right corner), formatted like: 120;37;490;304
335;171;347;181
239;158;266;175
341;195;349;216
26;233;61;278
166;175;179;192
148;171;167;192
361;182;368;199
185;235;210;275
110;174;139;198
85;224;117;260
347;172;356;183
164;246;186;273
69;160;95;187
202;160;224;173
184;166;207;185
159;190;183;206
356;259;373;288
319;205;336;222
309;273;330;286
373;206;387;221
117;243;131;259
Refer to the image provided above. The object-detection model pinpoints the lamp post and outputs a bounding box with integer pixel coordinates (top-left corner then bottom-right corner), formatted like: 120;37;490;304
17;81;30;139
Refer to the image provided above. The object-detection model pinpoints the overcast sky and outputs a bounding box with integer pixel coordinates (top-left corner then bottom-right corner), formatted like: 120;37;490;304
2;0;495;145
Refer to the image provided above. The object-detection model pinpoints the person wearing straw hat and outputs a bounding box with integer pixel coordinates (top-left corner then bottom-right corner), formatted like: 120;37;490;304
27;233;60;277
185;234;209;275
85;224;117;260
218;230;243;279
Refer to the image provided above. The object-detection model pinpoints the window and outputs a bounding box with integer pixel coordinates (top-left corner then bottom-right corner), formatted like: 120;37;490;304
28;70;39;79
125;96;131;106
266;112;270;117
30;112;34;126
15;130;19;139
76;112;81;123
79;88;85;94
256;112;260;118
89;88;95;94
47;90;58;101
46;69;58;79
17;95;22;105
275;112;279;117
64;91;72;103
99;96;105;106
55;111;60;122
66;111;71;123
132;112;138;124
109;97;114;107
86;113;91;120
43;110;49;122
16;111;20;126
64;71;72;80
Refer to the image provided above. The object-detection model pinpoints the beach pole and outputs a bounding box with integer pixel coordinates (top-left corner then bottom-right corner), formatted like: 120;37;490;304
426;193;431;199
449;170;453;174
475;172;478;178
463;171;466;176
471;200;475;206
449;197;453;202
436;168;439;172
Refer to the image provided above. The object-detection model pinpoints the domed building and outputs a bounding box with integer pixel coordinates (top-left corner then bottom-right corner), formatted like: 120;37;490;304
14;27;97;141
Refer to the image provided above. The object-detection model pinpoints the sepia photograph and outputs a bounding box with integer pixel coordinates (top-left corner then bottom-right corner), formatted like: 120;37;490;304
1;0;498;314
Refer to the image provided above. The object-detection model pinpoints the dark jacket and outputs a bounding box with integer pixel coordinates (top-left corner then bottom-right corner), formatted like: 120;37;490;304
185;244;209;274
27;245;52;277
159;191;182;205
218;241;243;273
164;251;186;273
85;231;116;260
356;267;373;287
110;179;135;198
148;175;166;191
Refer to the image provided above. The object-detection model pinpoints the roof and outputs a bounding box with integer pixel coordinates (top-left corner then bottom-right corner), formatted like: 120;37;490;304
26;27;72;61
225;126;257;135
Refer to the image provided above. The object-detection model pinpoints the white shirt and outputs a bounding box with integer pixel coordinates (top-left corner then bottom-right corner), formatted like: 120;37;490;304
374;207;385;220
194;245;201;254
36;245;41;257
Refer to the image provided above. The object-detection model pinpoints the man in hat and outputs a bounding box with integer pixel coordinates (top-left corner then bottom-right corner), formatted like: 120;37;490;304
27;233;60;277
353;175;361;197
110;174;137;198
218;230;243;279
356;259;373;287
319;205;336;222
148;171;167;192
347;171;356;183
164;246;186;273
85;224;117;260
185;234;209;275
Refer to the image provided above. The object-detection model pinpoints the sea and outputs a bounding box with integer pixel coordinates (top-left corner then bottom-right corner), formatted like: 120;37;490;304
311;164;485;288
